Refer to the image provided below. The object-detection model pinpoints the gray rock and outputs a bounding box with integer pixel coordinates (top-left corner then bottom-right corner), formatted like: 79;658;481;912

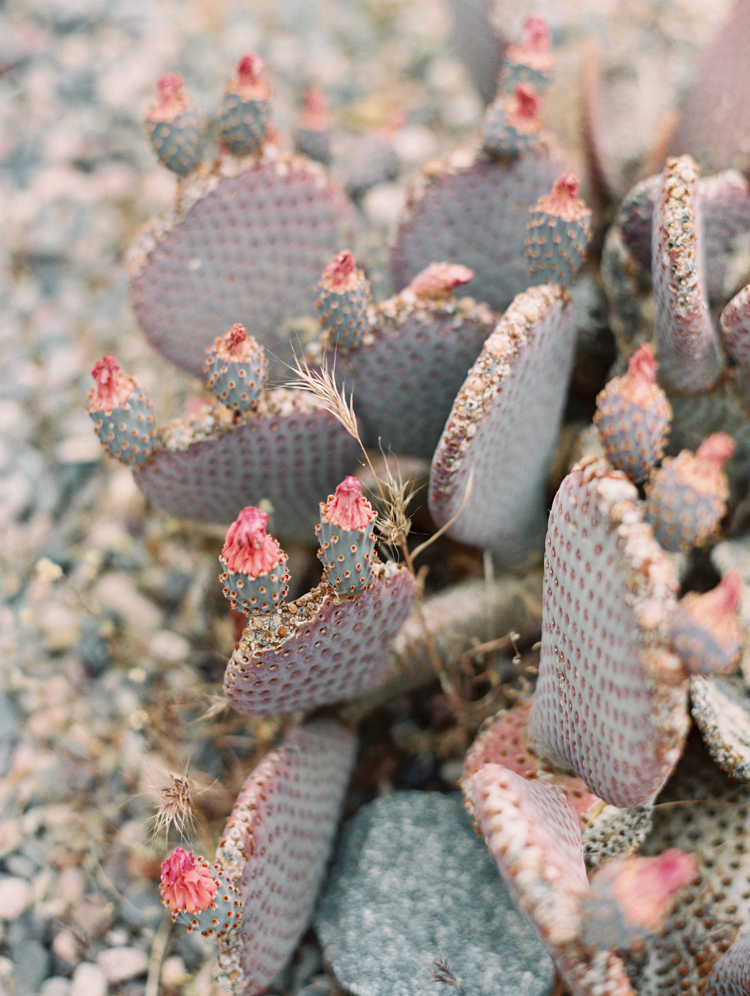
118;885;164;931
314;792;555;996
11;938;50;996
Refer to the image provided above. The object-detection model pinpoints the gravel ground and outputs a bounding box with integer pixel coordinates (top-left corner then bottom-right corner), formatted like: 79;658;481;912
0;1;732;995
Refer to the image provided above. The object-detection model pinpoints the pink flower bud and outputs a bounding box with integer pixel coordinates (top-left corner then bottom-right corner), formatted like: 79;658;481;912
409;263;474;300
321;250;360;293
160;848;218;915
221;507;285;577
322;477;376;530
87;356;135;412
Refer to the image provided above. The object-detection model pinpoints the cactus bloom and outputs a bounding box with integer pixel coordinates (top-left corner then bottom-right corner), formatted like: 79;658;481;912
321;250;360;293
221;507;285;577
322;477;376;530
160;848;217;914
87;355;135;412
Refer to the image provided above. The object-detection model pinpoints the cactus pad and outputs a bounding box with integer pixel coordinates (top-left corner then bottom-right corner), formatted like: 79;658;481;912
704;929;750;996
315;251;372;352
643;433;734;553
480;83;542;159
145;75;204;178
325;264;495;459
667;0;750;175
87;356;157;466
497;16;553;96
216;55;272;157
721;282;750;378
593;344;672;483
690;675;750;782
214;721;356;996
651;156;722;393
223;561;417;716
203;324;268;413
672;572;743;676
429;285;575;566
316;477;377;595
132;393;360;543
129;155;355;379
463;700;602;826
528;458;687;809
219;506;290;615
525;173;591;287
464;763;637;996
389;143;566;312
627;743;750;995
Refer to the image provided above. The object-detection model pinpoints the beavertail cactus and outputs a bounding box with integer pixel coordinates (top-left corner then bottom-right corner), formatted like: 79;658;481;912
593;344;672;483
87;356;157;466
497;16;553;96
644;432;735;552
526;173;592;288
160;848;242;939
212;722;356;995
293;86;333;166
671;570;744;675
429;284;576;566
480;82;542;159
652;155;722;393
315;250;372;352
203;323;268;412
316;477;377;595
219;506;289;615
216;54;272;157
528;457;687;809
145;74;204;177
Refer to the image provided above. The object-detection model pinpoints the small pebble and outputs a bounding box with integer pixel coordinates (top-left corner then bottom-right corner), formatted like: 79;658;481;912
39;978;72;996
0;877;32;920
69;962;107;996
97;946;149;982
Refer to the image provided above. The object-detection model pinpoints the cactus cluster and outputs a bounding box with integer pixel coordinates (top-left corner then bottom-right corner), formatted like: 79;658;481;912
84;12;750;995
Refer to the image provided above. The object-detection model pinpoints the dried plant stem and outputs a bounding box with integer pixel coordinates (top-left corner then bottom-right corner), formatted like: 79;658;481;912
145;915;172;996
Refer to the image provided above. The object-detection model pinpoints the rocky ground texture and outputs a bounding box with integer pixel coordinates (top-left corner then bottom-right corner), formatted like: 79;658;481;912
0;0;734;994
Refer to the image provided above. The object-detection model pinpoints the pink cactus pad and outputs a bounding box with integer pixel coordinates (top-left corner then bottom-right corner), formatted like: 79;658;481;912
160;848;218;915
87;355;135;412
407;263;474;299
221;507;285;578
321;477;375;530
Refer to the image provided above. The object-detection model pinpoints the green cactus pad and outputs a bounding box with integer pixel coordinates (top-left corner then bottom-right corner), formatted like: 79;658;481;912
528;457;688;809
214;722;356;996
203;325;268;413
315;251;372;352
429;285;575;567
129;155;355;380
325;269;496;459
223;561;417;716
132;393;360;543
315;791;556;996
217;94;271;157
147;110;204;177
389;143;566;312
88;385;157;467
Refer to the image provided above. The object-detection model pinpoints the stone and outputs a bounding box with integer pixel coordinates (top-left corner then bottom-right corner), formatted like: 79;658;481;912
97;945;149;982
0;877;32;920
69;963;106;996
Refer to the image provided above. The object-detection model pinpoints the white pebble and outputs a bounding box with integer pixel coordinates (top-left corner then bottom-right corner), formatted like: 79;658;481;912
97;946;149;982
0;877;32;919
69;963;106;996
